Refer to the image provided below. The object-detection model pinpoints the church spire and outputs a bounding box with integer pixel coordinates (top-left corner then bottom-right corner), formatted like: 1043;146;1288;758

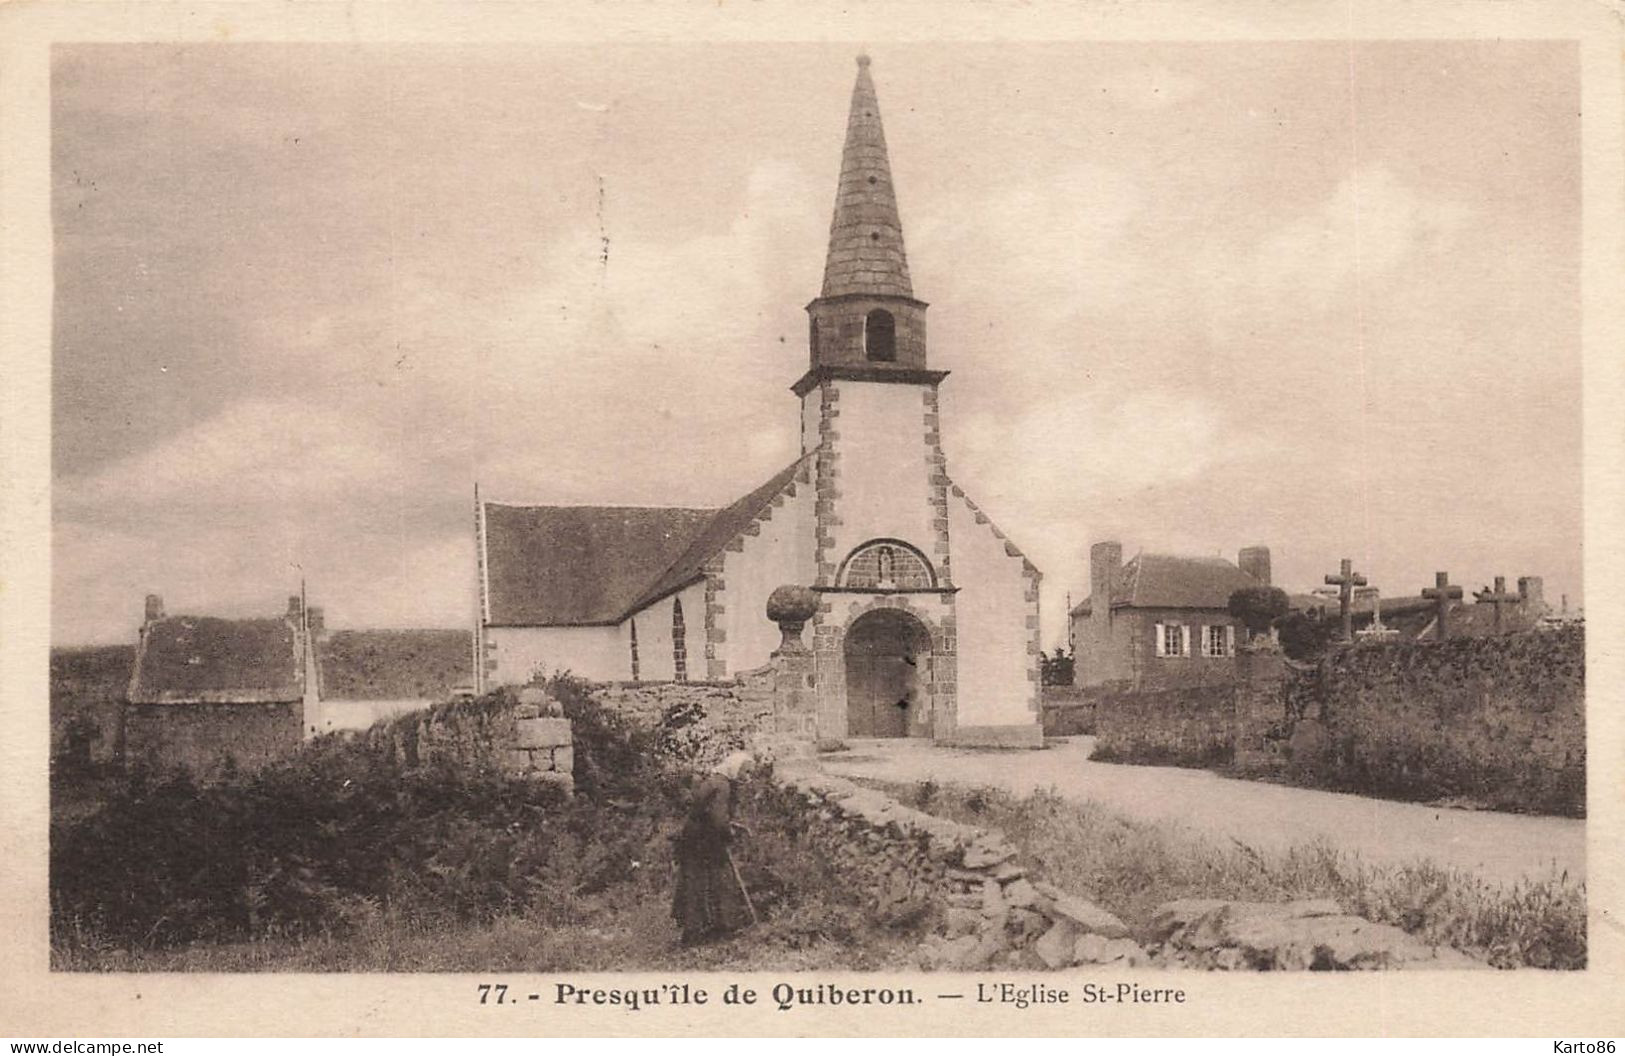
822;54;913;299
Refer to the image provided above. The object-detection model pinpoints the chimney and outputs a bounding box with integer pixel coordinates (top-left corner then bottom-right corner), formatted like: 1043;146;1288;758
144;593;164;622
306;606;325;638
1238;545;1272;587
1091;541;1122;615
287;594;304;621
1518;576;1546;616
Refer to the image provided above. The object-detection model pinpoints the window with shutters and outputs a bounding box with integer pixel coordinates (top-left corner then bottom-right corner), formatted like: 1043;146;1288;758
1155;622;1188;658
1204;624;1229;658
672;599;688;682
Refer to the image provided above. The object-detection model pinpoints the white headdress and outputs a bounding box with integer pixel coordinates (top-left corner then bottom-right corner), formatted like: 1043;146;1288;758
713;750;757;780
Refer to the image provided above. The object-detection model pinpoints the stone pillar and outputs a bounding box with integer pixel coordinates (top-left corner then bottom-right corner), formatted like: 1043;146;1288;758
1232;644;1287;773
507;685;574;791
767;585;820;753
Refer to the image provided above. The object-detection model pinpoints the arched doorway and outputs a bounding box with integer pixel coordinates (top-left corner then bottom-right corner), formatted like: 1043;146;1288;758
844;608;933;738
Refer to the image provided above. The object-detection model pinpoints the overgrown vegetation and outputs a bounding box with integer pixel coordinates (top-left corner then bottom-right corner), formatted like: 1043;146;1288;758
50;677;926;971
870;779;1585;971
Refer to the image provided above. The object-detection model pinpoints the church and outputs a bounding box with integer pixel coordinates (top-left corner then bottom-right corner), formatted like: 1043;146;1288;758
475;56;1044;746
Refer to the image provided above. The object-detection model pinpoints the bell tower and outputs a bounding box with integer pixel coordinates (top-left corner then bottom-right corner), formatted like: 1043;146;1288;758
797;55;953;593
798;54;940;391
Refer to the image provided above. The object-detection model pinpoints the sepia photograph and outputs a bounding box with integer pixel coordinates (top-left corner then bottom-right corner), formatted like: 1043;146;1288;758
6;0;1624;1038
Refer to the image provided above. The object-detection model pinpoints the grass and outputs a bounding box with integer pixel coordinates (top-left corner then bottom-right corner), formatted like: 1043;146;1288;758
50;679;932;972
864;778;1585;970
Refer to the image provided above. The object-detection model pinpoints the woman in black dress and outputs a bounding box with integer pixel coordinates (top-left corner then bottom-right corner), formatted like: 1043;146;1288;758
671;751;755;946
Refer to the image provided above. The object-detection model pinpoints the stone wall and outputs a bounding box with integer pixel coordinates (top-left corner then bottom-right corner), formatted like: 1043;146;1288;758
1291;626;1585;815
1090;682;1235;767
587;657;818;767
776;768;1143;969
358;687;574;790
123;700;301;776
1090;627;1585;816
1039;683;1098;736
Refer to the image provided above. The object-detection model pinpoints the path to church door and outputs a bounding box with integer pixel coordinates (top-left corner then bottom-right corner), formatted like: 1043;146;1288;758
844;609;932;738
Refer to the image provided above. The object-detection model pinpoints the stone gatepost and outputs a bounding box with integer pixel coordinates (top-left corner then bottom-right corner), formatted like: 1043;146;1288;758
767;585;820;753
1232;643;1288;773
506;685;574;791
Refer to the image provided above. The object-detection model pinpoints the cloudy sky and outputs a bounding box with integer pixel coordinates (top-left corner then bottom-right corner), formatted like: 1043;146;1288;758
51;41;1580;645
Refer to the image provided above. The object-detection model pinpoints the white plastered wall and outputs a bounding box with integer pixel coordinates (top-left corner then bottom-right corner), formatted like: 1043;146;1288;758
622;580;708;681
719;479;817;674
828;381;937;562
948;491;1038;728
484;625;626;684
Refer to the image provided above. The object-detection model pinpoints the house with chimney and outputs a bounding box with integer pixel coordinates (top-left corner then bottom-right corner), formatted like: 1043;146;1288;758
123;592;472;773
123;593;318;773
475;56;1044;746
1069;542;1272;690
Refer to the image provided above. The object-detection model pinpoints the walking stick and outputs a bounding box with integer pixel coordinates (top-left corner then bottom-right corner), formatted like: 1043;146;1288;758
725;847;760;926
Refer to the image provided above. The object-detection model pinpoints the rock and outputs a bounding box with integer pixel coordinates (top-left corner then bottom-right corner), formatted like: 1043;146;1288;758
515;717;572;749
980;879;1005;918
513;702;541;720
1146;899;1232;943
962;839;1017;868
1152;899;1484;971
991;861;1028;882
1002;878;1039;909
935;934;981;970
1046;892;1130;939
516;686;562;715
944;907;981;938
551;745;574;772
1033;919;1081;969
1005;908;1048;944
501;749;533;772
1074;934;1145;966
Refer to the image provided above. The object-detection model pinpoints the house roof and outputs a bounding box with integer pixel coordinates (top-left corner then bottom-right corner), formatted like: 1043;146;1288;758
128;616;304;704
481;455;810;627
315;629;472;701
1122;553;1262;611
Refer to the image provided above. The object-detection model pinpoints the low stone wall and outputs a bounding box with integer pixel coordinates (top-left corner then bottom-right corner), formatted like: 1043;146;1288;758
1039;683;1097;737
122;700;301;775
778;767;1142;970
588;650;818;767
1090;682;1234;767
358;687;574;790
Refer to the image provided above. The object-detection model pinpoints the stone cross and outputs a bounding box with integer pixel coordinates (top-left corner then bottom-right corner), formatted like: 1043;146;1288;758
1473;575;1519;633
1324;558;1368;642
1422;571;1464;641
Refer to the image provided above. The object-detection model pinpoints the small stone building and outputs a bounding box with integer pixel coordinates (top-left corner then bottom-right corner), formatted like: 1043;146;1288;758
1070;541;1270;690
475;56;1044;746
124;594;316;773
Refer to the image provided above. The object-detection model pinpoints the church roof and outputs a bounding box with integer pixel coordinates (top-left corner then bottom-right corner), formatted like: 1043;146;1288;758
128;615;305;704
821;55;913;300
629;455;812;612
481;504;715;626
481;454;812;627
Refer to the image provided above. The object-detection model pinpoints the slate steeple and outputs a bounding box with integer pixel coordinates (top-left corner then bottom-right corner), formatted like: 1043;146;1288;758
822;54;913;299
797;55;937;394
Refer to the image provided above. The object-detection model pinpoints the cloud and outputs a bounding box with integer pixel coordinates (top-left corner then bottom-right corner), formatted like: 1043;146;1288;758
1242;165;1471;310
913;163;1146;318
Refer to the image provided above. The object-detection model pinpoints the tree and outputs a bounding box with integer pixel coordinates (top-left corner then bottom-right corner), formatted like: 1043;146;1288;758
1228;586;1291;640
1040;646;1075;686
